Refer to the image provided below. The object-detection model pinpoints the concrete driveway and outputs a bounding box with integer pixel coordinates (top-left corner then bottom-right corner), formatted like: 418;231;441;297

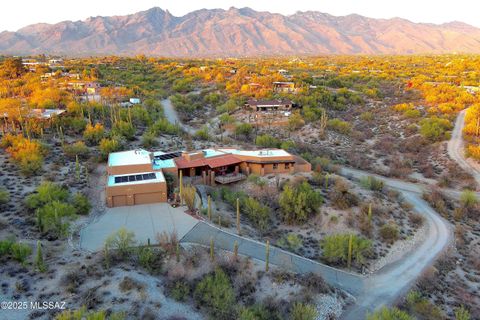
80;203;200;252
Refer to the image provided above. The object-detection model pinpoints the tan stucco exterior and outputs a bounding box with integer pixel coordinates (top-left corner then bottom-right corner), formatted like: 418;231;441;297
106;181;167;208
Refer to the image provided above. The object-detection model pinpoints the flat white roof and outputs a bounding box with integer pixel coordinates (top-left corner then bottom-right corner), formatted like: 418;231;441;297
107;171;165;187
218;148;291;158
108;149;152;167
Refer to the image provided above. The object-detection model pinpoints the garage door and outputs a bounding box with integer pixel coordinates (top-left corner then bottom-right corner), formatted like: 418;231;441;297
134;192;162;205
112;195;127;207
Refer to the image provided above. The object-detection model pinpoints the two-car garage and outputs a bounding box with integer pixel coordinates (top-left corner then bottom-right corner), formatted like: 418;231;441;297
106;171;168;208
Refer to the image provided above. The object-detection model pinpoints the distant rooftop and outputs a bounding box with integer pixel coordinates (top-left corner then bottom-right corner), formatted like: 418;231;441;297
108;149;152;167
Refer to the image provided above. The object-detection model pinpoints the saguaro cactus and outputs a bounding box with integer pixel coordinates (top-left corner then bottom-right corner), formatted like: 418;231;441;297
210;237;214;262
233;241;238;260
208;195;212;220
35;241;46;272
236;198;241;235
265;240;270;272
347;234;353;270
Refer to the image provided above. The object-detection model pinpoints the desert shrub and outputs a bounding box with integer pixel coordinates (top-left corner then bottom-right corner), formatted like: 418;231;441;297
112;120;135;140
238;303;279;320
329;179;359;209
277;233;302;252
290;302;318;320
36;201;77;237
242;197;270;230
279;181;323;224
11;242;32;266
194;268;235;319
454;306;471;320
321;233;372;266
466;144;480;161
182;184;197;211
137;246;155;271
150;118;179;135
72;193;91;215
360;176;384;191
99;137;121;160
170;281;190;302
216;99;237;114
105;228;136;258
419;117;452;142
219;188;270;230
409;213;424;228
360;111;374;121
0;238;14;256
460;189;478;208
379;223;399;244
403;109;421;118
25;182;69;210
0;188;10;205
63;141;90;159
195;126;210;140
141;131;158;148
288;112;305;131
83;123;104;145
235;123;253;139
405;290;444;320
327;118;352;134
55;307;125;320
1;134;45;175
367;306;413;320
392;103;415;112
255;134;281;148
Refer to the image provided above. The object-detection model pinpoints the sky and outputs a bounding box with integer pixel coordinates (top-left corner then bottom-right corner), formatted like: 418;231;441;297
1;0;479;32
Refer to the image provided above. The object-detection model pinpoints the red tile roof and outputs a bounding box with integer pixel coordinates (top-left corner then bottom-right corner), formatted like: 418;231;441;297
175;154;242;169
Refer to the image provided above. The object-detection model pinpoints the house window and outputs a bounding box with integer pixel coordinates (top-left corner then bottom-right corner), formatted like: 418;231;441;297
285;163;290;170
273;163;278;170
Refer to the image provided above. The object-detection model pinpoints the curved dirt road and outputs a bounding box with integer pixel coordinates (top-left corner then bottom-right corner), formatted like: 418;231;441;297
162;105;453;319
447;108;480;187
161;97;197;135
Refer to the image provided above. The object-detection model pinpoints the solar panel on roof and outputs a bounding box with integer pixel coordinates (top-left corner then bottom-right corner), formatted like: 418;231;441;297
114;173;157;184
154;151;182;161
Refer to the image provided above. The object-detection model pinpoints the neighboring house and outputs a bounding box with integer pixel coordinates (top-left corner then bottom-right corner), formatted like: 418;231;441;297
105;148;311;208
273;81;295;93
129;98;141;104
245;99;293;112
463;86;480;94
1;109;66;134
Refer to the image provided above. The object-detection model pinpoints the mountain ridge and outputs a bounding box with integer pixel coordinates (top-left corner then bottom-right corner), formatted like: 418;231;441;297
1;6;480;56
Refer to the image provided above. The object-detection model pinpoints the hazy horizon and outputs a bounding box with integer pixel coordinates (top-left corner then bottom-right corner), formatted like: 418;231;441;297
1;0;479;32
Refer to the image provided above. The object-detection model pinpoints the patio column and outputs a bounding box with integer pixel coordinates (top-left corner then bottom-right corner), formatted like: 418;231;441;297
210;171;216;186
235;165;239;174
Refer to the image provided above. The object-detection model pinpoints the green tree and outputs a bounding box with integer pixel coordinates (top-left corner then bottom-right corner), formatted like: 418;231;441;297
419;117;452;141
72;193;91;215
194;268;235;319
99;137;121;160
235;123;253;139
25;182;69;210
321;233;372;266
242;197;270;230
279;181;323;224
255;134;281;148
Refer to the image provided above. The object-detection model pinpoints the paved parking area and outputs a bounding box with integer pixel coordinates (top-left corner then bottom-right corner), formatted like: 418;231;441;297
80;203;200;252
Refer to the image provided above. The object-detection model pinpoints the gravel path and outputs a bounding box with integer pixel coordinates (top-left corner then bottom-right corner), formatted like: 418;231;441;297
447;108;480;188
161;97;196;135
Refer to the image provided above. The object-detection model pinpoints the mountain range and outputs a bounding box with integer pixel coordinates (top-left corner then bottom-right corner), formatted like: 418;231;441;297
1;7;480;56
